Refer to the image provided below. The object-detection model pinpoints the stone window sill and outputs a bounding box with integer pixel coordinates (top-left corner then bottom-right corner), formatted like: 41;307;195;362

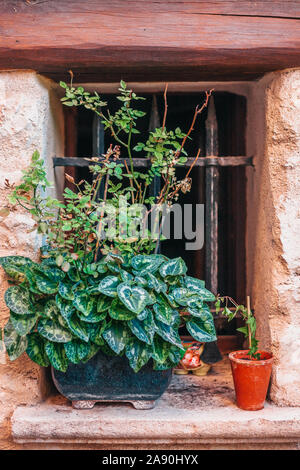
11;358;300;450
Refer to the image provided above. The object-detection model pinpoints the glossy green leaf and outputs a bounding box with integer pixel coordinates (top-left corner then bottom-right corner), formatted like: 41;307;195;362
76;309;106;323
125;338;152;372
98;276;119;297
146;273;167;293
131;254;164;275
26;333;50;367
81;343;100;363
128;318;152;345
43;299;60;319
73;290;97;316
38;318;72;343
109;299;136;320
137;308;149;321
88;321;107;346
64;340;90;364
4;286;32;315
65;314;90;343
120;269;134;282
58;281;75;300
154;319;184;349
153;296;177;326
45;341;68;372
183;275;205;292
56;294;75;320
4;319;28;360
117;282;150;314
188;303;212;320
96;294;112;312
102;321;129;354
35;273;59;294
151;335;171;363
10;311;37;336
159;257;187;278
185;318;217;342
68;267;81;282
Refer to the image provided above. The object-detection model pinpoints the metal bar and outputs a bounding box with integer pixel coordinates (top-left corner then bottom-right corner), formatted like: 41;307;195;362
148;94;162;253
205;96;219;295
148;94;161;200
53;155;253;168
92;114;105;201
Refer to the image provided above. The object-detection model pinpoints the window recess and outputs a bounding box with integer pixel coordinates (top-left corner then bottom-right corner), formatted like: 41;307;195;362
56;90;252;342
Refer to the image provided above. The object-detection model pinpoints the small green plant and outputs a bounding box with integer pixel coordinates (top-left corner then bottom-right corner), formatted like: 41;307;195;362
215;295;260;359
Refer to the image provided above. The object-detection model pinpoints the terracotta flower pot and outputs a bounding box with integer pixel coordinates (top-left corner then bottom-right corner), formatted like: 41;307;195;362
229;350;273;411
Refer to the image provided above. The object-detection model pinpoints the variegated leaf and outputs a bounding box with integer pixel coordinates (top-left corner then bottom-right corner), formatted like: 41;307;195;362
36;265;65;282
35;273;59;294
186;318;217;342
58;281;75;300
0;255;34;268
56;294;75;320
67;267;81;282
146;273;167;293
38;318;72;343
73;290;96;316
98;276;120;297
43;299;60;319
137;308;149;321
154;319;184;349
125;338;152;372
64;340;90;364
117;282;150;314
120;269;134;282
102;321;130;354
26;333;50;367
10;311;37;336
128;318;152;345
194;287;216;302
153;301;177;326
131;254;165;275
45;341;68;372
81;343;100;363
76;309;106;323
151;335;172;363
4;319;28;360
109;299;136;321
96;294;112;313
183;275;205;292
88;321;107;346
4;286;32;315
153;358;174;370
159;257;187;278
64;314;90;343
188;303;213;320
134;275;148;286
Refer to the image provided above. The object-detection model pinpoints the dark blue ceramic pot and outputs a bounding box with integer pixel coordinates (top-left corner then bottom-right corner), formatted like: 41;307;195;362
52;350;173;409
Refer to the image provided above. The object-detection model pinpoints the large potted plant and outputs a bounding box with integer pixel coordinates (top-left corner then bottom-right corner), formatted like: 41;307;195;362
216;295;273;410
0;81;217;409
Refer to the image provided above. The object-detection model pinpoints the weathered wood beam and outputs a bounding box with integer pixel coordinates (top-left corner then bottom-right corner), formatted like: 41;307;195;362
53;156;253;168
0;1;300;82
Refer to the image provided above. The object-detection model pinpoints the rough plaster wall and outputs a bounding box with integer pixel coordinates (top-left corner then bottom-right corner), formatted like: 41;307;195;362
247;69;300;406
0;71;64;448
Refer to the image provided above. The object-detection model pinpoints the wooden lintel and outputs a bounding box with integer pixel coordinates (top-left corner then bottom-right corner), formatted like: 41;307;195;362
0;1;300;82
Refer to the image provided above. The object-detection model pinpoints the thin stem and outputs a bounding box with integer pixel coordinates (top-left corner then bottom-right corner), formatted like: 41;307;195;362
162;83;168;130
247;295;252;349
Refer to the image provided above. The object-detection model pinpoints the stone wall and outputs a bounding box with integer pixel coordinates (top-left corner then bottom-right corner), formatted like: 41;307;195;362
247;69;300;406
0;71;64;448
